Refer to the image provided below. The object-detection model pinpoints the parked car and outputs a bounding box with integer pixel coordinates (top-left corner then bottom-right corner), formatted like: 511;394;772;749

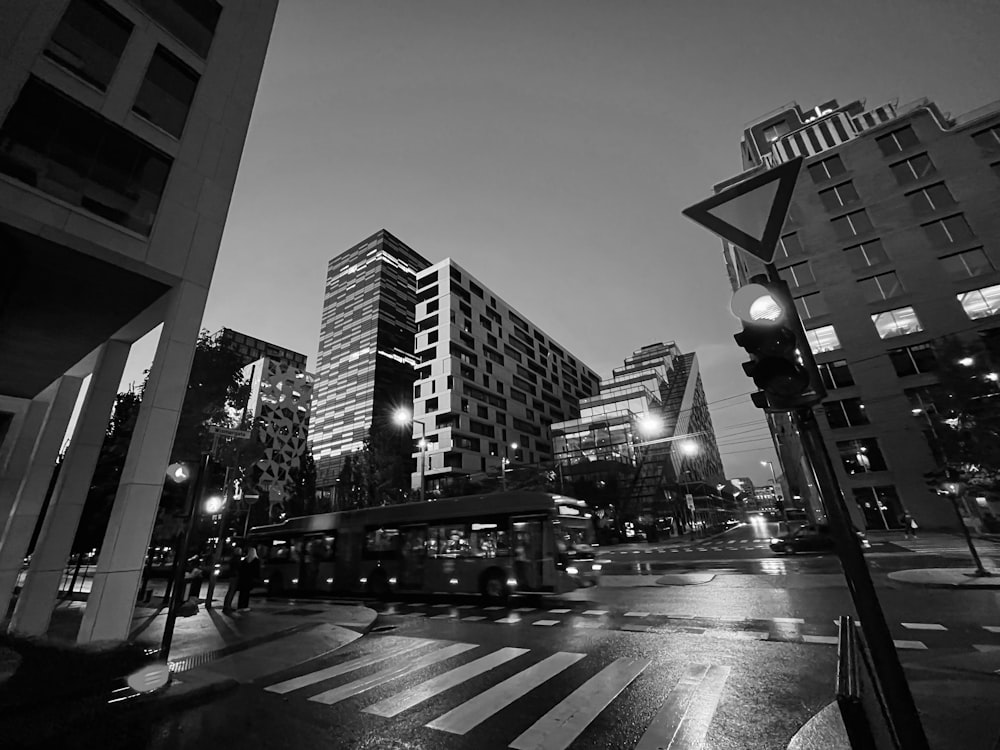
1;634;170;749
769;524;871;555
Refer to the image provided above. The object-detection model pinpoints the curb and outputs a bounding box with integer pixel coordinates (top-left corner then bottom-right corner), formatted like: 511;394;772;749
155;673;240;711
887;569;1000;589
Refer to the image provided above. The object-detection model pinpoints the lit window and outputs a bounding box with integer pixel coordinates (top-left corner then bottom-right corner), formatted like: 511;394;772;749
957;284;1000;320
940;248;995;280
858;272;903;303
889;153;935;185
876;125;919;156
44;0;133;90
843;239;889;269
837;438;887;473
871;307;922;339
805;325;840;353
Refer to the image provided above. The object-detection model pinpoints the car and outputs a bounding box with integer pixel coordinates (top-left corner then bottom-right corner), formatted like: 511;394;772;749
1;633;170;749
769;524;871;555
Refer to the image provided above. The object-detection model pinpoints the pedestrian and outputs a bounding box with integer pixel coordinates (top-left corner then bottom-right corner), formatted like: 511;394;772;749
236;546;260;612
222;545;242;612
902;510;918;540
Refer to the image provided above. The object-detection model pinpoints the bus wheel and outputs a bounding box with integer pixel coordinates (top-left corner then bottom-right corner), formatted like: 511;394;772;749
481;571;508;605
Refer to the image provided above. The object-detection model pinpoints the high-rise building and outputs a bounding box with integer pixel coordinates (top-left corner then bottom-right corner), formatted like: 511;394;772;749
408;260;601;494
213;328;307;370
720;96;1000;531
0;0;277;641
552;342;727;536
313;230;432;493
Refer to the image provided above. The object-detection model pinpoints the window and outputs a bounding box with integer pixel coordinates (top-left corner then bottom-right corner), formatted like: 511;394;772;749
795;293;829;319
858;272;903;303
837;438;887;473
425;299;439;314
957;284;1000;320
44;0;133;90
941;248;995;280
805;325;840;354
832;209;874;238
488;442;499;457
906;183;956;214
876;125;919;156
923;214;974;246
888;343;937;376
454;435;481;452
843;240;889;269
777;232;803;258
426;330;439;344
808;154;846;183
423;397;439;413
819;181;860;211
779;261;815;288
763;121;791;143
972;125;1000;151
469;421;495;438
871;307;922;339
889;153;935;185
905;386;942;418
854;486;904;530
824;398;870;429
0;78;172;235
476;405;489;419
818;359;854;389
132;0;222;58
132;46;199;138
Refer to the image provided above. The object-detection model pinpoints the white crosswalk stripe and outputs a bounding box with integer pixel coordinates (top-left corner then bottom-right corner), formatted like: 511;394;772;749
266;636;735;748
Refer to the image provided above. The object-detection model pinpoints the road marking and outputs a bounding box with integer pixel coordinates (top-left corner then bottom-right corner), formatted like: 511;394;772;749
364;647;529;717
984;626;1000;634
583;610;609;616
462;615;487;621
495;616;521;624
892;640;928;650
901;622;946;631
802;635;838;645
509;657;649;750
973;644;1000;653
625;611;651;618
548;608;571;614
456;605;477;610
659;665;731;749
532;620;560;627
264;637;437;694
484;606;505;611
431;603;451;608
309;642;477;705
514;607;536;613
431;613;458;619
771;617;805;624
426;652;586;734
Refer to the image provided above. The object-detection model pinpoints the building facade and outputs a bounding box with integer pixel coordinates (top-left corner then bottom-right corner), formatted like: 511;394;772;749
213;328;308;370
0;0;277;640
552;342;727;536
721;96;1000;530
312;230;432;494
408;260;602;494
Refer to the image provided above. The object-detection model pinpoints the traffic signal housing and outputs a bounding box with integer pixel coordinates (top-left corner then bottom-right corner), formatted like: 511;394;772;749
731;277;826;412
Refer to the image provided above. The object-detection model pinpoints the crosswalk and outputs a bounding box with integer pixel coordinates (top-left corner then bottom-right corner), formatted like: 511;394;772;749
261;635;732;749
895;538;1000;559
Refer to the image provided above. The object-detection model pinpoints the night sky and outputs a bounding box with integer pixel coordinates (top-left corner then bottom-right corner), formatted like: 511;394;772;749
118;0;1000;485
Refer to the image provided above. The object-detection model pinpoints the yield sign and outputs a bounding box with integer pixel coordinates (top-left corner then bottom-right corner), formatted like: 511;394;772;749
682;156;803;264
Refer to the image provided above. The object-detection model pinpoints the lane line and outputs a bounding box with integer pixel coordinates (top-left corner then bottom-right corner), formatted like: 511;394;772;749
532;620;560;627
633;664;710;750
264;637;438;694
901;622;946;631
772;617;805;624
426;652;586;735
462;615;487;622
508;657;649;750
802;635;838;645
309;642;477;706
548;609;571;614
495;616;521;624
583;610;609;616
363;647;530;717
984;626;1000;634
893;640;928;650
625;612;651;618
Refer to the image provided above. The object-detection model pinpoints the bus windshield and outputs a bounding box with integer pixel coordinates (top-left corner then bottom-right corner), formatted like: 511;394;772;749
557;519;596;557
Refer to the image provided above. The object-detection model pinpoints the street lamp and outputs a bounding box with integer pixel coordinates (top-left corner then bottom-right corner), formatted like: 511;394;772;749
394;408;427;503
502;442;518;491
760;459;788;527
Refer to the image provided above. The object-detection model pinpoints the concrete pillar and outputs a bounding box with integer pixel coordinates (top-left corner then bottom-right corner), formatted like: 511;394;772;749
0;400;48;525
0;375;84;620
10;341;130;635
78;281;207;643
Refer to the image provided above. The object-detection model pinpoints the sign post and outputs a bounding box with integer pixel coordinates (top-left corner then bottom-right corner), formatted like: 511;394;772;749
683;161;929;750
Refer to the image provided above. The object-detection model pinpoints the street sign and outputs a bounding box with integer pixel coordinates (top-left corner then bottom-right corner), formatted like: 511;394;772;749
243;493;260;505
208;426;252;439
682;157;803;264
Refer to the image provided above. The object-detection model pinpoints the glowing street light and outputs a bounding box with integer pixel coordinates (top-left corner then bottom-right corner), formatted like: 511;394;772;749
679;440;699;456
394;408;427;503
958;357;975;367
204;495;224;514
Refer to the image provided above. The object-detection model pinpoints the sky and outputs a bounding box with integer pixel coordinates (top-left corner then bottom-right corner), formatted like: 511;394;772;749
120;0;1000;487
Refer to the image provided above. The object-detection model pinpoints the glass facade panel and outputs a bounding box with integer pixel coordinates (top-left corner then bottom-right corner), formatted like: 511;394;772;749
871;307;922;339
888;344;936;377
854;486;904;530
824;398;869;429
958;284;1000;320
837;438;888;473
44;0;133;90
805;325;840;354
133;46;199;137
0;78;171;235
818;359;854;389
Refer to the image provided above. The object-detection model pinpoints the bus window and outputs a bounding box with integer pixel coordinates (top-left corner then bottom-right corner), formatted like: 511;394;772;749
304;535;336;562
469;523;509;558
364;527;401;558
556;520;596;557
428;524;472;557
260;539;293;563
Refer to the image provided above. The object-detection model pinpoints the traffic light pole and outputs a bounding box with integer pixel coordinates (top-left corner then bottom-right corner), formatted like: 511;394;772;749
795;401;929;750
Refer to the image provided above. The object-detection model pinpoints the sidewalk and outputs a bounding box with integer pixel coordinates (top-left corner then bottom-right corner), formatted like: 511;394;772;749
39;584;378;710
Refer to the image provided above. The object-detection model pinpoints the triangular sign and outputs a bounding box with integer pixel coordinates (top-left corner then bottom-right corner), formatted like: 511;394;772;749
682;156;803;264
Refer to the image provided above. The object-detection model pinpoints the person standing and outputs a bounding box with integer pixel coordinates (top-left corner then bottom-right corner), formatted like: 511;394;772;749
222;545;242;612
902;511;918;540
236;546;260;612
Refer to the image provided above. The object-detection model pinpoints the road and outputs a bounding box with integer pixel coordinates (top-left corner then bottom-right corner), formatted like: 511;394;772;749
138;523;1000;749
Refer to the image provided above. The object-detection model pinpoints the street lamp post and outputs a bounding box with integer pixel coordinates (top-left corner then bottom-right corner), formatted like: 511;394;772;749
394;409;427;502
502;442;518;492
761;459;788;529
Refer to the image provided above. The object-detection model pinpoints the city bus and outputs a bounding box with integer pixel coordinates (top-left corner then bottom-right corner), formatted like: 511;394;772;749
246;491;601;602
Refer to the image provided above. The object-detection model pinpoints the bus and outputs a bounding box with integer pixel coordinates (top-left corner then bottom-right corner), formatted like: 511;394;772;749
246;491;601;602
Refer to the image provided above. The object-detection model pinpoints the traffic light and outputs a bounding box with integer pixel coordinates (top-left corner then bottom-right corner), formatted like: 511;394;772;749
731;276;826;412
